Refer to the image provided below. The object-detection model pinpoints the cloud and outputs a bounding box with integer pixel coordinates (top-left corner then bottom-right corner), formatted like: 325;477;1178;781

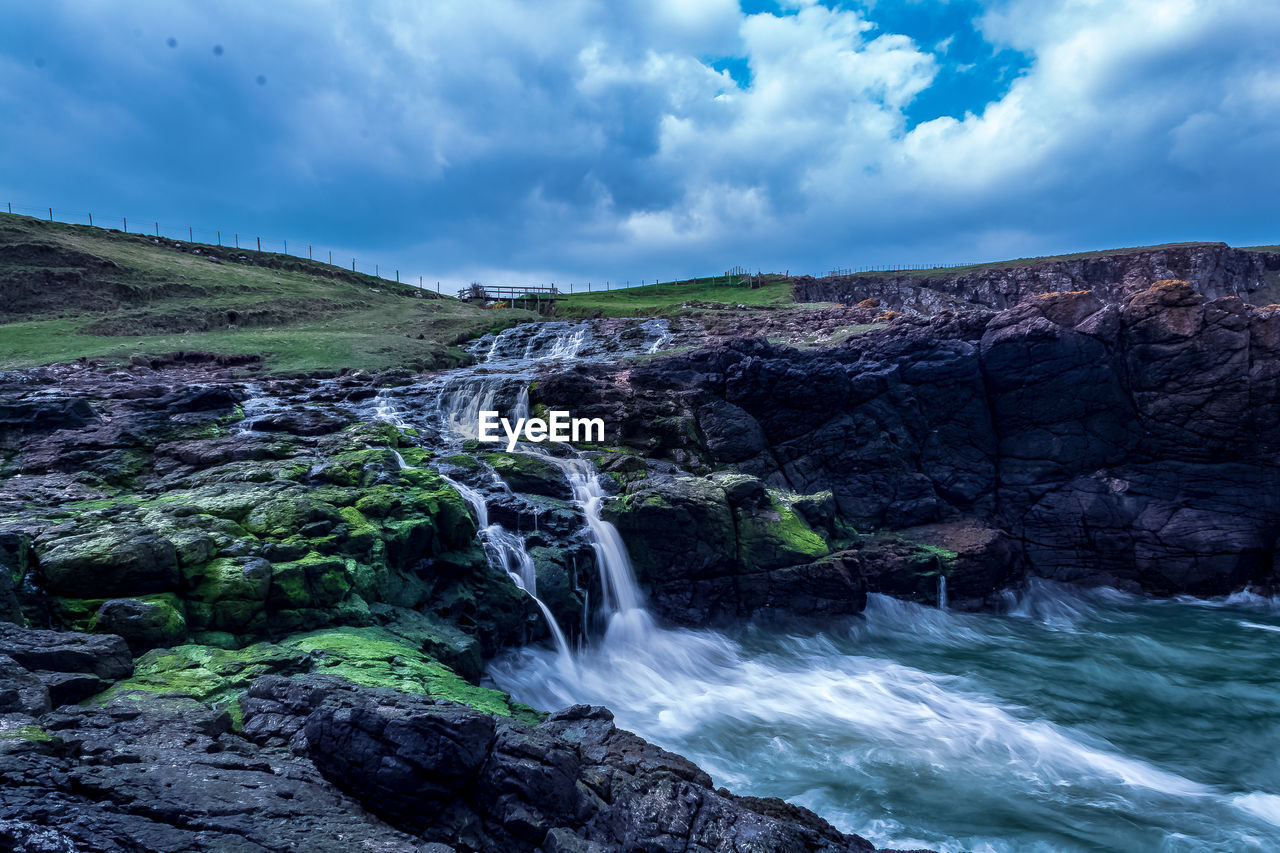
1;0;1278;286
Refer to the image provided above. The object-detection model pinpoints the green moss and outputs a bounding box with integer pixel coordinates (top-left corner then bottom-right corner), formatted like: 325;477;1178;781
353;485;397;518
95;642;311;713
0;725;54;743
398;447;432;467
440;453;481;470
735;493;830;570
283;627;543;722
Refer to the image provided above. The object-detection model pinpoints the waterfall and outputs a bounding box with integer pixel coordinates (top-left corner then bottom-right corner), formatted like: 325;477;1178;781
370;319;676;656
545;454;653;641
381;395;571;660
938;575;948;611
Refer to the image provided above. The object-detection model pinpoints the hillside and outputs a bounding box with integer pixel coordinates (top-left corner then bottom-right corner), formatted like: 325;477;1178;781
0;213;534;374
553;273;797;318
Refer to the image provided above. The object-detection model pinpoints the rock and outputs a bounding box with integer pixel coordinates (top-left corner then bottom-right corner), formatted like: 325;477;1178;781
0;623;132;683
0;690;430;852
91;595;188;653
792;243;1280;312
0;397;96;434
542;283;1280;600
602;473;850;623
482;451;572;500
0;653;51;715
240;676;876;853
35;524;179;598
249;409;351;435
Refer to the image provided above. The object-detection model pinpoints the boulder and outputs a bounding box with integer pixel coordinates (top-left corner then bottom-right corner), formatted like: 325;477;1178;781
36;525;178;598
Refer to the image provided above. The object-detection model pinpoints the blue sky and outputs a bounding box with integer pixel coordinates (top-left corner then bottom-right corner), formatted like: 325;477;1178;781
2;0;1278;289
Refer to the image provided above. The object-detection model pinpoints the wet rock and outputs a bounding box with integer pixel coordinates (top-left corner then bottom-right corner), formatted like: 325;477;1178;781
91;595;188;653
0;623;132;684
35;524;179;598
482;451;572;500
249;408;352;435
240;676;876;852
0;690;430;852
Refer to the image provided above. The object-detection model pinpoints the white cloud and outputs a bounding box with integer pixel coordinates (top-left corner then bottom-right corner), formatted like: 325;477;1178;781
4;0;1280;285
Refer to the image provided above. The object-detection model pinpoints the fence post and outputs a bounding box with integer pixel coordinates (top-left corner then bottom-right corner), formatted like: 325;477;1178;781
283;239;287;254
155;222;159;236
234;234;238;248
88;213;92;226
6;203;10;213
257;237;261;251
352;258;355;272
124;216;127;232
376;264;379;278
217;231;220;246
189;226;193;242
309;246;312;260
396;270;399;283
329;251;332;265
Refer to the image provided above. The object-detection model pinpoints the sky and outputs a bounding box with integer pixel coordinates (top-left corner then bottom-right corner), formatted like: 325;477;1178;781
2;0;1278;290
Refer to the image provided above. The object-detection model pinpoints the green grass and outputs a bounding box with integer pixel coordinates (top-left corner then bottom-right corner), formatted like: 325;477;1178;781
0;213;535;374
850;242;1236;279
555;273;794;318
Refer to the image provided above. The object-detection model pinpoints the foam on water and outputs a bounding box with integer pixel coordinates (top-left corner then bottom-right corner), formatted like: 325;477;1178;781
489;588;1280;852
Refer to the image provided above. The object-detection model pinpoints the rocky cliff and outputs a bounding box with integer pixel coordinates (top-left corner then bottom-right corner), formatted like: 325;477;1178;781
792;243;1280;314
536;281;1280;614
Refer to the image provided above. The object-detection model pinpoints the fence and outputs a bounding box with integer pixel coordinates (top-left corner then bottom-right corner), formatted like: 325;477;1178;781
2;200;450;294
826;262;984;276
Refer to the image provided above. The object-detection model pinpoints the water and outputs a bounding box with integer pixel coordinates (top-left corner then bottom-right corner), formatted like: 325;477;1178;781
489;581;1280;852
378;317;1280;850
371;319;672;660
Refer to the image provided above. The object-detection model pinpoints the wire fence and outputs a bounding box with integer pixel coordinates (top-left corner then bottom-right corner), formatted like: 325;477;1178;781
2;200;453;294
4;200;984;301
826;263;983;276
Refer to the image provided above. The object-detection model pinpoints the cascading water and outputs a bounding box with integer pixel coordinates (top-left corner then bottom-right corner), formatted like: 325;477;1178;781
489;582;1280;852
376;377;574;660
373;316;1280;852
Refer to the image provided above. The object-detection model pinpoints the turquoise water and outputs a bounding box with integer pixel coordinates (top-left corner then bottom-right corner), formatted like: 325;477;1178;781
489;582;1280;852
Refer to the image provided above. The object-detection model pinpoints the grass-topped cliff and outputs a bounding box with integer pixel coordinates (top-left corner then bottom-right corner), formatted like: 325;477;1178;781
0;213;535;374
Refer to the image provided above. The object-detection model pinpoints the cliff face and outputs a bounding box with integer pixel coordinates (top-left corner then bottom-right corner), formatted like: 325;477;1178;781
792;243;1280;313
536;282;1280;609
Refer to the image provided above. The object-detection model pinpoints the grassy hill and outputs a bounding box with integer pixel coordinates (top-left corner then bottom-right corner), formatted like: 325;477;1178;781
0;213;534;374
555;273;796;318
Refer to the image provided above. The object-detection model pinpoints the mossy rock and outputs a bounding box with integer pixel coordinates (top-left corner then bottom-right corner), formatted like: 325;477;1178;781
91;593;189;653
482;452;570;500
282;627;541;721
36;523;179;597
95;642;312;718
345;421;404;447
735;494;830;571
398;447;432;467
353;486;398;519
438;453;480;471
268;552;352;609
243;494;344;538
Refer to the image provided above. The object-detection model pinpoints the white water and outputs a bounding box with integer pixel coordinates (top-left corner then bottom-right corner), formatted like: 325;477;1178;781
375;318;1280;851
489;584;1280;852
